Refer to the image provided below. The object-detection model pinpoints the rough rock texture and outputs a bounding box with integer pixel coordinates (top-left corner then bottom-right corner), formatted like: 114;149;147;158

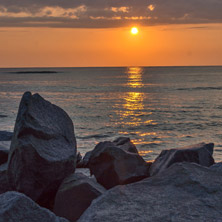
0;131;13;141
0;164;11;195
0;142;10;165
113;137;138;154
7;92;77;208
79;162;222;222
0;191;68;222
54;173;106;221
77;137;138;169
88;141;149;189
210;162;222;172
75;168;92;177
149;143;214;176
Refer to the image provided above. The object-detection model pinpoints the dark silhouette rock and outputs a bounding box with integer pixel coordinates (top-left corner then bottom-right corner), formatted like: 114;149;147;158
77;137;138;169
79;162;222;222
88;141;149;189
0;164;11;195
149;143;214;176
0;142;10;165
0;191;68;222
7;92;77;209
77;150;92;168
0;131;13;141
54;172;106;221
113;137;138;154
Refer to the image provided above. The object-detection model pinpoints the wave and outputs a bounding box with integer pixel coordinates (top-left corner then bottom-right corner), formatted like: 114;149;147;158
76;134;110;140
0;115;7;118
177;86;222;91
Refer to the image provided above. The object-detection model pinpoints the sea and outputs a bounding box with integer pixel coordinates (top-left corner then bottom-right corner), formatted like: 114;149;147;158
1;66;222;162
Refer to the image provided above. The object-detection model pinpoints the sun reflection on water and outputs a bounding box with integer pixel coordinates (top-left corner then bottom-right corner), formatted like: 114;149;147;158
127;67;144;88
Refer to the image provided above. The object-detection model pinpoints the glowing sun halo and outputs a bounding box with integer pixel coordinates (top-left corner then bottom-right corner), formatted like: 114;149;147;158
131;27;139;35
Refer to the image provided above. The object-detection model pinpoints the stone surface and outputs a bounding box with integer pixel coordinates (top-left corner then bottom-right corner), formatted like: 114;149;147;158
0;191;68;222
113;137;138;154
0;164;11;195
7;92;77;208
0;141;10;165
210;162;222;172
0;131;13;141
77;150;92;168
149;142;214;176
79;162;222;222
75;168;91;177
54;172;106;221
77;137;138;169
88;141;149;189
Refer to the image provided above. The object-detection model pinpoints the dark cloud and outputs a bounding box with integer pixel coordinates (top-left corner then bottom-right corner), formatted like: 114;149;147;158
0;0;221;28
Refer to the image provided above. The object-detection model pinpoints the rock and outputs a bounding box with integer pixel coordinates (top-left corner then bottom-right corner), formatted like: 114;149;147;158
77;152;82;164
7;92;77;209
77;150;92;168
0;142;10;165
77;137;138;169
75;168;91;177
0;131;13;141
0;164;11;195
79;162;222;222
149;143;214;176
88;141;149;189
210;162;222;173
113;137;138;153
54;173;106;221
0;191;68;222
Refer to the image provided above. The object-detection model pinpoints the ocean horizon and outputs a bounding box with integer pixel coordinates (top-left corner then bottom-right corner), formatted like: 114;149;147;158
1;65;222;162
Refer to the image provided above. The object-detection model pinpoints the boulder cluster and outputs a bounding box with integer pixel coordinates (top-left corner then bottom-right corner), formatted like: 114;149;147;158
0;92;220;222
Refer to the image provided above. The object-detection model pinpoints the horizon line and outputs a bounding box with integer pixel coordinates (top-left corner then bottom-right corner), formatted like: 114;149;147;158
1;65;222;69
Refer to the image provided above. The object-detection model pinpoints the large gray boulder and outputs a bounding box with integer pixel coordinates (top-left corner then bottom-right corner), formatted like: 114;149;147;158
88;141;149;189
0;164;11;195
0;191;68;222
54;173;106;221
0;141;10;165
79;162;222;222
7;92;77;208
149;143;214;176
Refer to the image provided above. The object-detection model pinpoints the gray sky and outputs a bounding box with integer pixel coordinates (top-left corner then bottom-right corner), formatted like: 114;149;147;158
0;0;222;28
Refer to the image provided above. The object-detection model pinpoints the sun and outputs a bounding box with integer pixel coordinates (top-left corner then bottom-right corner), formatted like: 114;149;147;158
131;27;139;35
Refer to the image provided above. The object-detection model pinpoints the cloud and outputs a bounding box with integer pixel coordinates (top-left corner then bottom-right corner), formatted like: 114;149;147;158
0;0;221;28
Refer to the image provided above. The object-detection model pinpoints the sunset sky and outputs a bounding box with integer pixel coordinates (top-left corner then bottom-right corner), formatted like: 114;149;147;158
0;0;222;67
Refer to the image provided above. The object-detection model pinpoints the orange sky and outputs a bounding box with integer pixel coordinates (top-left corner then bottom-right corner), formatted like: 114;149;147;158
0;23;222;67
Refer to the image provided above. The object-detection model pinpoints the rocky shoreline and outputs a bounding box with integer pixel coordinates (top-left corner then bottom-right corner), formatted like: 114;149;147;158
0;92;221;222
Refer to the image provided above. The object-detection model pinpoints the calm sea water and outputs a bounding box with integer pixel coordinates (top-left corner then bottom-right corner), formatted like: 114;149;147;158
1;66;222;162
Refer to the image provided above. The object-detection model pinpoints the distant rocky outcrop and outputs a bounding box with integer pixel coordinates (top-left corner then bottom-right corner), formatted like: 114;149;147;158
7;92;77;209
54;172;106;221
149;142;214;176
79;162;222;222
0;191;68;222
88;140;150;189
